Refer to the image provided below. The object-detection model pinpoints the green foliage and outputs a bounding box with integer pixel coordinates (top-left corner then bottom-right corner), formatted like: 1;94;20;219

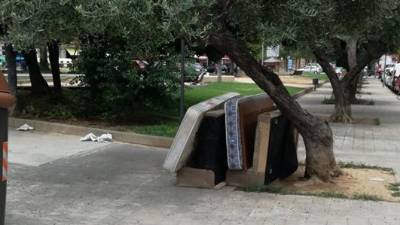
15;90;74;120
1;0;80;50
76;33;179;119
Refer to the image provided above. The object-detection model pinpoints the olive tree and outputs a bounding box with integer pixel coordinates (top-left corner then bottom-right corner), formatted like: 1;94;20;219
0;0;80;94
162;0;340;181
277;0;400;122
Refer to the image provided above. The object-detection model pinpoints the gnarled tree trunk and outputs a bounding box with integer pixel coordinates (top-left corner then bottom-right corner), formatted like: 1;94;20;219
314;49;353;122
48;40;62;93
23;49;50;95
4;44;17;96
209;30;339;181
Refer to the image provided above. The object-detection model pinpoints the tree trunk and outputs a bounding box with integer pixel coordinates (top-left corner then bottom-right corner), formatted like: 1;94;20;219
346;38;358;70
314;49;353;122
208;30;339;181
23;49;50;94
4;44;17;96
368;61;376;77
331;81;353;122
39;45;49;72
345;38;360;104
48;40;62;93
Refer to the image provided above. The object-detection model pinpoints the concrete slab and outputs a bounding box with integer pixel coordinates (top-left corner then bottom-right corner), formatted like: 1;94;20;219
6;142;400;225
8;130;110;166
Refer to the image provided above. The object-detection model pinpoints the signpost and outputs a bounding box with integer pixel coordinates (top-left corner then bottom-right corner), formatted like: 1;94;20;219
180;39;186;121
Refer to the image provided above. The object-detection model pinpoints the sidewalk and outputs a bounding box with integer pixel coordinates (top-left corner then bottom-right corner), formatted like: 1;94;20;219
297;77;400;180
5;77;400;225
6;138;400;225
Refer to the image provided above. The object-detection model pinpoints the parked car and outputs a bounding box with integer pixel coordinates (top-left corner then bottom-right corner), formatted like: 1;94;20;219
297;64;322;73
384;70;394;88
184;63;206;82
335;67;345;77
0;55;5;68
59;58;73;68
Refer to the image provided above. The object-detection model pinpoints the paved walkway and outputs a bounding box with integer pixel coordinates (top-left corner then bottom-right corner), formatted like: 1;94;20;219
5;77;400;225
297;77;400;181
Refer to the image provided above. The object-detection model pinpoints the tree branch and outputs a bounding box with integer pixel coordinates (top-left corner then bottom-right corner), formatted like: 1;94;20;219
312;47;340;85
343;40;386;83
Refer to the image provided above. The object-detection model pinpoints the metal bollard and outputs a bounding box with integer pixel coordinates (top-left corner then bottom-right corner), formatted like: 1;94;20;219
312;78;319;91
0;73;16;225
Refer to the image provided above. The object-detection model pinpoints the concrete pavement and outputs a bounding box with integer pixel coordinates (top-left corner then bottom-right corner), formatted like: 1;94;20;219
297;77;400;181
6;138;400;225
5;77;400;224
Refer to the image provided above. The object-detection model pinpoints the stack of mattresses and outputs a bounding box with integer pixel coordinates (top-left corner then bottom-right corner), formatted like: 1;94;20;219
163;93;299;188
224;94;298;187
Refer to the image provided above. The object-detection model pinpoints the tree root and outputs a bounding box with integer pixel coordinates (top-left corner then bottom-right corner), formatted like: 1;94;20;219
330;166;343;178
330;113;353;123
304;166;343;183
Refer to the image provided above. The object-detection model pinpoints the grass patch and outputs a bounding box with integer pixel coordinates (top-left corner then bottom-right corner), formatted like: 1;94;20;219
389;183;400;198
302;72;329;81
357;91;372;95
322;97;335;105
242;186;287;194
389;183;400;192
392;192;400;197
338;162;395;175
185;82;303;108
322;97;374;105
353;99;375;105
314;192;347;199
352;194;383;201
120;122;179;137
242;185;385;201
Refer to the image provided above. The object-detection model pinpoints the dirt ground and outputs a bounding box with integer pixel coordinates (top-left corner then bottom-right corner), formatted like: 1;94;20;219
235;75;315;88
270;166;400;202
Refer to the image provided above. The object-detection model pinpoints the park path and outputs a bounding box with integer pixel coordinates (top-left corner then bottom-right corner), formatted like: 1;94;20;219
297;77;400;181
5;77;400;225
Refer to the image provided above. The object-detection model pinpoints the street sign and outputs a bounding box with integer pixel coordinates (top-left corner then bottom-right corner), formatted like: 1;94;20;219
287;56;293;71
266;46;280;58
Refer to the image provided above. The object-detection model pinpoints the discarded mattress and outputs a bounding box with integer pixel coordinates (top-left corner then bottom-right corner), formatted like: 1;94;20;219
163;92;240;172
188;109;228;184
225;94;275;170
265;115;298;184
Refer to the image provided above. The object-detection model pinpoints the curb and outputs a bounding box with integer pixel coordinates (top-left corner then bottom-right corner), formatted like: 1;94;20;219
9;118;173;149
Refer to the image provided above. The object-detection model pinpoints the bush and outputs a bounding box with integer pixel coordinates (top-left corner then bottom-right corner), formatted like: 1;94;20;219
76;34;179;120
